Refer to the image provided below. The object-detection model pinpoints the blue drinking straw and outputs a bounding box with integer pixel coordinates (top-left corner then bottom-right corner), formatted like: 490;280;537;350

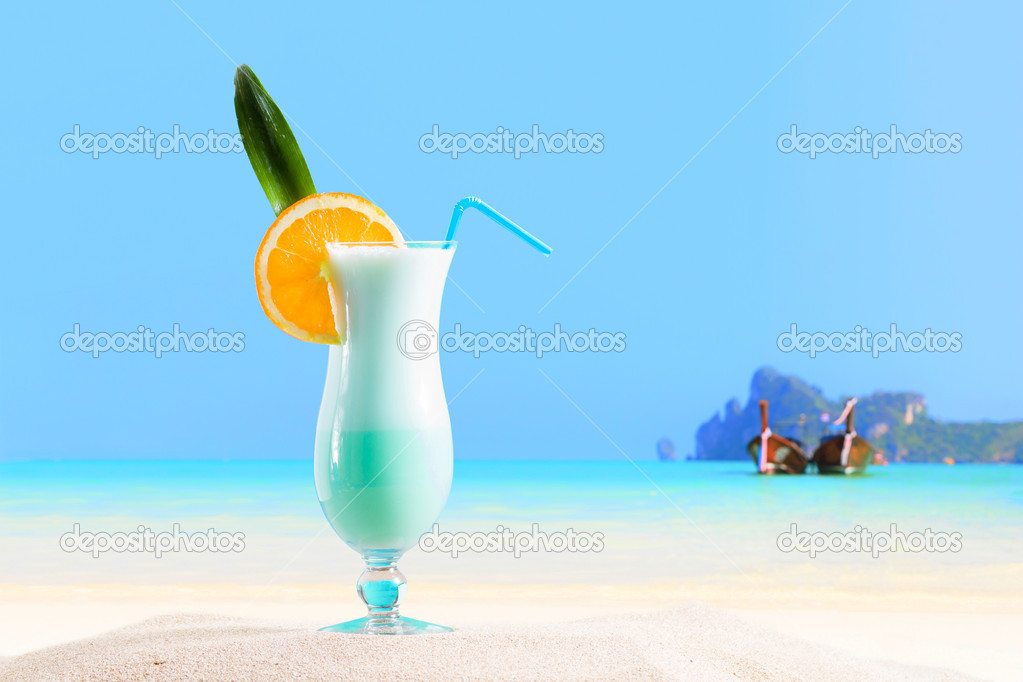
445;197;552;255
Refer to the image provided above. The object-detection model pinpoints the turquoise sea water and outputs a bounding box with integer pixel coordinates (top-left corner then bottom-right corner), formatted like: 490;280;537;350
2;459;1021;523
2;460;1021;585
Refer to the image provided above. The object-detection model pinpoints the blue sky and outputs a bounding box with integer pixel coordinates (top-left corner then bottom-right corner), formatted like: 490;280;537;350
1;1;1020;460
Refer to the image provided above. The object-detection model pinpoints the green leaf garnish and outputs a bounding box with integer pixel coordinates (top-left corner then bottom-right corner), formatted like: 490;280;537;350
234;64;317;215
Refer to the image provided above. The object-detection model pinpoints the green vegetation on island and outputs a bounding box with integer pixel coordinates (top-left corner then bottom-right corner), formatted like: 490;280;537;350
695;368;1023;463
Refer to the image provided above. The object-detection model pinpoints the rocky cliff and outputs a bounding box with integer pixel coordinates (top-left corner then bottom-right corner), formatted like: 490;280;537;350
695;368;1023;463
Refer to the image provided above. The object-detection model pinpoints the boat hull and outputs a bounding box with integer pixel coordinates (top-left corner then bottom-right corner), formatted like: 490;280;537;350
816;464;869;475
812;435;874;475
746;435;808;475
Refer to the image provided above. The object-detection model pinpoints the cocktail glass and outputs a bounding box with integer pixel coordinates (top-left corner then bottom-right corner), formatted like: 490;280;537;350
313;241;455;635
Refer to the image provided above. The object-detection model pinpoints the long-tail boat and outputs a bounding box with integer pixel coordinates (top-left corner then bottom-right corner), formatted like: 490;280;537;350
812;398;874;474
746;400;808;474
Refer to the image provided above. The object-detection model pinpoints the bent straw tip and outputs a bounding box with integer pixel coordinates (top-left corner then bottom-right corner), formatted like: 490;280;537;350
447;196;552;256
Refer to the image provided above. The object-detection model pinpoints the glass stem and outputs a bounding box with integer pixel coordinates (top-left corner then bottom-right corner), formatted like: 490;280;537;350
357;553;407;626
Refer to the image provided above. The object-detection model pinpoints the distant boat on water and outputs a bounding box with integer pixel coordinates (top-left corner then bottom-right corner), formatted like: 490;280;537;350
812;398;875;474
657;438;676;462
746;400;808;474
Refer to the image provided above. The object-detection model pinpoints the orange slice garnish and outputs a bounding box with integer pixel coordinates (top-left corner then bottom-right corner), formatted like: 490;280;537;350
254;193;403;343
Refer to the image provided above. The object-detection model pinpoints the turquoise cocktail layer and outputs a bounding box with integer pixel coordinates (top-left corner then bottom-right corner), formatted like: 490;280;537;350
316;428;453;554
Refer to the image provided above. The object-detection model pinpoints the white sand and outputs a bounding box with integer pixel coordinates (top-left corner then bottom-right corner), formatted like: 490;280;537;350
732;609;1023;682
0;606;971;682
3;583;1019;678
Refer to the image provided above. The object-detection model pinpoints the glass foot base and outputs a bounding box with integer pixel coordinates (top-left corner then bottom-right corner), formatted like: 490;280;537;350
320;616;453;635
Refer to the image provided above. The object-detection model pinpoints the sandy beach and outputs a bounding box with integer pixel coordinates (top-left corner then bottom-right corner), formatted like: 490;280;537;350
1;583;1020;680
0;605;977;682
